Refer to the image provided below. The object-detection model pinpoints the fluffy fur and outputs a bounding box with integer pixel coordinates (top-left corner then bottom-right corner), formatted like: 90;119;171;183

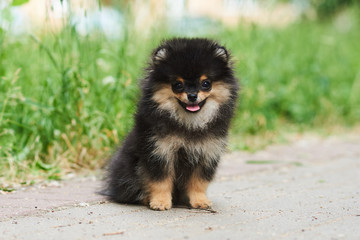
102;38;239;210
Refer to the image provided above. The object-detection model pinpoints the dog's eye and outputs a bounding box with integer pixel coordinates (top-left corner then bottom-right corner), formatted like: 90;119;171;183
201;80;211;90
173;82;184;91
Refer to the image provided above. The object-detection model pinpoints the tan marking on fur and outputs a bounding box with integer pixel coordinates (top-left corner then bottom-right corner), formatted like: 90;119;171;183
208;82;232;104
152;135;227;167
148;177;173;211
176;92;187;102
151;81;233;130
200;75;208;81
198;91;211;102
152;84;174;106
187;170;211;209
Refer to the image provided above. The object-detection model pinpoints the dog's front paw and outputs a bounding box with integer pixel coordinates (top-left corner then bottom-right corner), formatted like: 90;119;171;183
189;196;212;209
149;198;172;211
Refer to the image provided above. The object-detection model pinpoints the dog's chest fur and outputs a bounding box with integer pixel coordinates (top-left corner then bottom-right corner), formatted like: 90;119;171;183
150;134;227;167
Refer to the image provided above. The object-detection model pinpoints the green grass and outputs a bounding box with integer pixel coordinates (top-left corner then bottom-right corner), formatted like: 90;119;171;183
225;19;360;149
1;9;360;183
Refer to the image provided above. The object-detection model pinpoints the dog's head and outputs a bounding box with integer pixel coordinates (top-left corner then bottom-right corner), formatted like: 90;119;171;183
146;38;238;129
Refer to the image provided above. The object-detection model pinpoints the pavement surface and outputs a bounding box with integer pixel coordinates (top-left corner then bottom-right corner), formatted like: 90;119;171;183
1;134;359;239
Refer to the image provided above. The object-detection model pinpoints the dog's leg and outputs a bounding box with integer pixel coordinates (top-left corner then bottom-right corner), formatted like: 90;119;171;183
147;176;173;211
187;170;212;209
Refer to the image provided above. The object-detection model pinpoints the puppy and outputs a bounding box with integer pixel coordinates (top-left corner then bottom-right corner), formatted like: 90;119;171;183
102;38;239;210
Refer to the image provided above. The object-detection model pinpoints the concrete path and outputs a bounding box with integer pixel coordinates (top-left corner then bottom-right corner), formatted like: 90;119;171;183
1;135;359;239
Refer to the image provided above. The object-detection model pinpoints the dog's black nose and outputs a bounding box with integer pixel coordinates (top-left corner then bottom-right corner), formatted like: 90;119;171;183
187;93;198;102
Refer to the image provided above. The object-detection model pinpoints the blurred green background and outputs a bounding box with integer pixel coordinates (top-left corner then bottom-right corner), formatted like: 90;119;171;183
1;0;359;184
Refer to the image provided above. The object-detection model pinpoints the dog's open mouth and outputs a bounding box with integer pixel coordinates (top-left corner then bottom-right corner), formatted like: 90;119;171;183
177;99;207;113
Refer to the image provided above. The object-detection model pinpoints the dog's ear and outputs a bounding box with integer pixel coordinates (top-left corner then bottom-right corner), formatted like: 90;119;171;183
152;47;167;64
214;46;229;62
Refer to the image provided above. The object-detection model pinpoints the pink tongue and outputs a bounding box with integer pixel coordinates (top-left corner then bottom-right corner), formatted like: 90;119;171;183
186;104;200;112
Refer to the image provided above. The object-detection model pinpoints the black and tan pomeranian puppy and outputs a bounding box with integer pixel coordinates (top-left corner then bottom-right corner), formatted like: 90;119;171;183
102;38;238;210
